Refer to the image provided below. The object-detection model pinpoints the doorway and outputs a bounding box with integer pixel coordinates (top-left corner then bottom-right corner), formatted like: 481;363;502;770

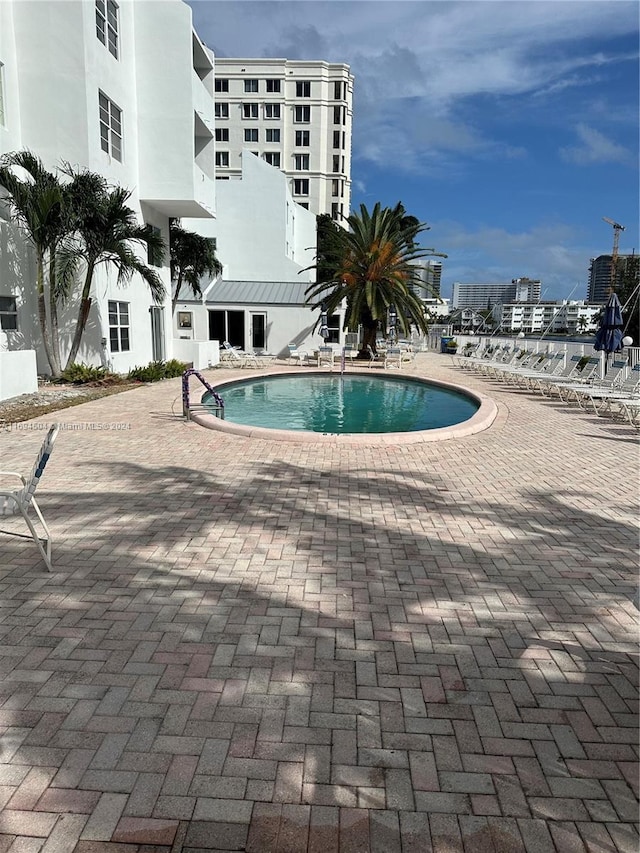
251;312;267;350
208;309;245;349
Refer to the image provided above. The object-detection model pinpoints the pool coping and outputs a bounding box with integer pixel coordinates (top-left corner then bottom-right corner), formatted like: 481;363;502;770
189;369;498;445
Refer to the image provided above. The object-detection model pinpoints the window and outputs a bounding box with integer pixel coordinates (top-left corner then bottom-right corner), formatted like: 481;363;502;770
242;103;258;119
326;313;340;343
215;102;229;119
108;301;129;352
332;154;340;173
333;105;343;125
334;81;344;100
331;203;343;221
146;225;163;267
294;105;310;123
332;179;340;197
244;79;258;93
215;151;229;167
96;0;118;59
266;79;281;93
265;128;280;143
0;296;17;331
293;179;309;196
99;91;122;161
333;130;341;149
215;128;229;142
295;130;310;147
294;154;309;170
298;202;309;210
263;152;280;167
215;78;229;92
296;81;311;97
244;128;258;143
264;103;281;119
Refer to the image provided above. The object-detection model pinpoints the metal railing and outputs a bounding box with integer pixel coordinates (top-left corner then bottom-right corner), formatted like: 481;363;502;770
182;368;224;420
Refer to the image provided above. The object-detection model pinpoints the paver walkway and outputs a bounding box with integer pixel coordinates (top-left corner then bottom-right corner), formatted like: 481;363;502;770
0;353;637;852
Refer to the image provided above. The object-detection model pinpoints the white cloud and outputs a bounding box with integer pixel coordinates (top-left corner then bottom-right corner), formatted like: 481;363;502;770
559;124;634;166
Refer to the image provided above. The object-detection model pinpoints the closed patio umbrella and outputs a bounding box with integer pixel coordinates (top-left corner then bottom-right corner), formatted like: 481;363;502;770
320;304;330;340
594;291;624;354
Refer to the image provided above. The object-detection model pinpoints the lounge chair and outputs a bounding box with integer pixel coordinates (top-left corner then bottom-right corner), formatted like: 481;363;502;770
573;363;640;415
536;355;600;397
0;424;59;571
221;342;259;368
384;347;413;369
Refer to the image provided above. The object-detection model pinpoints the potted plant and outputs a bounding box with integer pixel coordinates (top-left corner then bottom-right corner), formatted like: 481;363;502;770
445;338;458;354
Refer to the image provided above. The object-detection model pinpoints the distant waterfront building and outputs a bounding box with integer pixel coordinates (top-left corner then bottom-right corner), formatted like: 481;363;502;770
492;300;601;334
588;255;635;303
213;58;353;222
410;260;442;299
452;277;541;310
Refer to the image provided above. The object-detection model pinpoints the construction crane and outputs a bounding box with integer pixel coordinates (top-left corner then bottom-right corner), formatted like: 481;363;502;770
603;216;626;290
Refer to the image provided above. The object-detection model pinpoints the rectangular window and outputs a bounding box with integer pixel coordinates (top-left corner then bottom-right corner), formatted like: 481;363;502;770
326;313;340;343
215;128;229;142
263;152;280;167
146;225;163;267
244;128;258;143
332;130;341;149
96;0;118;59
296;81;311;97
98;91;122;161
334;81;343;100
295;130;310;147
108;300;129;352
332;154;340;173
294;105;310;123
331;202;343;221
215;78;229;92
215;151;229;167
294;154;309;170
242;103;258;119
244;79;258;93
265;128;280;143
332;179;340;197
293;179;309;196
333;105;343;125
266;79;281;93
0;295;17;331
298;202;309;210
215;102;229;119
264;103;281;119
178;311;192;329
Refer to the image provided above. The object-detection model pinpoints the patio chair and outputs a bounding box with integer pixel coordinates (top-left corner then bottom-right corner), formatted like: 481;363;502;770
384;347;414;369
287;343;308;366
317;346;335;369
536;354;599;397
0;423;59;571
573;363;640;415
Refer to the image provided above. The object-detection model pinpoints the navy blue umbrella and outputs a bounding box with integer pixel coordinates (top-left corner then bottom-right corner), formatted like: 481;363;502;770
319;305;330;340
594;291;624;354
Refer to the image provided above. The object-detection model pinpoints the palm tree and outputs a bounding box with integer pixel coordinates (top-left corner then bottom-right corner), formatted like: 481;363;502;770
0;151;67;375
306;202;446;357
170;222;222;314
61;173;166;370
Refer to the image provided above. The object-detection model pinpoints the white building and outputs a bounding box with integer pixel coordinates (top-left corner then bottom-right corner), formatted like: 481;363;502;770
493;300;602;334
0;0;216;380
173;152;330;361
213;58;353;222
452;278;541;310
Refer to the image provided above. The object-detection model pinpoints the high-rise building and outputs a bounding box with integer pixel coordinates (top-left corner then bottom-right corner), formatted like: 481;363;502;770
588;255;635;303
213;58;353;222
452;278;541;310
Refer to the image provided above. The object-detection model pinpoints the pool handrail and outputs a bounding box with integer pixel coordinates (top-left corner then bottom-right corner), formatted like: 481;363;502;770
182;369;224;420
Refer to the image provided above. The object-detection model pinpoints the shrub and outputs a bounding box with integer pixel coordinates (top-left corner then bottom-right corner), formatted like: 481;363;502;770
60;363;119;385
127;359;189;383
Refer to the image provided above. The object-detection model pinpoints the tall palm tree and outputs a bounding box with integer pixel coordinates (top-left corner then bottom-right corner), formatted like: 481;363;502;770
61;173;166;369
306;202;446;356
170;222;222;314
0;151;67;375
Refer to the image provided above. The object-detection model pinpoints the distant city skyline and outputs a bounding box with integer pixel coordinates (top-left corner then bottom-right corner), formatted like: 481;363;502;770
187;0;639;301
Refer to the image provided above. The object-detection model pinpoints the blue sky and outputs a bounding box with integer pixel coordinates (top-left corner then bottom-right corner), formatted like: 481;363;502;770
186;0;639;301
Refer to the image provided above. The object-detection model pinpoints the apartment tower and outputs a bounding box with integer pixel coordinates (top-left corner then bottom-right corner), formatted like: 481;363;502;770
213;58;353;222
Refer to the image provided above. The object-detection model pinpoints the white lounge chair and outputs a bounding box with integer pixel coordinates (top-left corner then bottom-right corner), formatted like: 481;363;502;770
287;344;308;366
0;424;59;571
384;347;414;369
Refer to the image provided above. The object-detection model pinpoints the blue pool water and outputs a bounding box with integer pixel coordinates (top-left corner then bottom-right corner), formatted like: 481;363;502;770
203;374;478;434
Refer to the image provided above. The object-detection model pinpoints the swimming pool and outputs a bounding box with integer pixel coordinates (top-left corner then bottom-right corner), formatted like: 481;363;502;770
202;373;480;435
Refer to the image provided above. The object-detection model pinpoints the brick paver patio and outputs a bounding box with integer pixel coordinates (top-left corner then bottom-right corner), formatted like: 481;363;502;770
0;353;637;852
